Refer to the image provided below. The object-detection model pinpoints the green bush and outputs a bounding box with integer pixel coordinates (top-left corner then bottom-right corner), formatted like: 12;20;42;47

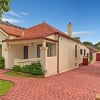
12;65;21;72
0;56;5;69
13;62;44;76
21;65;30;73
30;62;44;76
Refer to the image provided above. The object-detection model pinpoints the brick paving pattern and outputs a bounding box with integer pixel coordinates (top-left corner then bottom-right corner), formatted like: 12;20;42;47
0;61;100;100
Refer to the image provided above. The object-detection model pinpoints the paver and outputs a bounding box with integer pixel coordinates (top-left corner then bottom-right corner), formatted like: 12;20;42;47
0;61;100;100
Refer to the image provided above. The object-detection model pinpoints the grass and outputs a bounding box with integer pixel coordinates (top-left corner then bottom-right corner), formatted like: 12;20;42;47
4;71;44;78
0;80;14;96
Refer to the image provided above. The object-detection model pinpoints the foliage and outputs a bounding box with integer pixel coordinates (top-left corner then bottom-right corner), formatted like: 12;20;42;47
0;0;11;20
94;42;100;50
83;41;93;46
0;80;14;95
12;65;21;72
0;56;5;69
12;62;44;76
29;62;44;76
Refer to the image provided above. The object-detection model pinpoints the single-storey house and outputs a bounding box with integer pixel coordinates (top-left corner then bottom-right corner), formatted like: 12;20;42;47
0;21;89;76
85;45;98;60
93;51;100;61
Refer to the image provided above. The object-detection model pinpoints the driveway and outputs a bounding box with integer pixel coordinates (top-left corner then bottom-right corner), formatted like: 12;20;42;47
0;61;100;100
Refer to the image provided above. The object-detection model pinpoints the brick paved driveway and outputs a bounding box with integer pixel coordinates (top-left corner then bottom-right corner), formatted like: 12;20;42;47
0;61;100;100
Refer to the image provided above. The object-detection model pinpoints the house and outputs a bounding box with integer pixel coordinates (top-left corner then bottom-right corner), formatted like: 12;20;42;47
93;51;100;61
85;45;98;60
0;21;89;76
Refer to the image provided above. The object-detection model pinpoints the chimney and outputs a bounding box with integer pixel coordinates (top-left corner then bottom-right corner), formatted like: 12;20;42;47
68;22;72;37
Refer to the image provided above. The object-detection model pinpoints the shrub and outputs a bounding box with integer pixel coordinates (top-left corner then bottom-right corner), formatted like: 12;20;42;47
12;65;21;72
0;56;5;69
13;62;44;76
29;62;44;76
21;65;30;73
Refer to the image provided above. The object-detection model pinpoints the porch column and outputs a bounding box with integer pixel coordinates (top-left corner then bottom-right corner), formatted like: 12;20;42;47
40;40;48;73
2;42;10;69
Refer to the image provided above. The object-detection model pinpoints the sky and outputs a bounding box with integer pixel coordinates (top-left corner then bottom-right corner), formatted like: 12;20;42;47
2;0;100;44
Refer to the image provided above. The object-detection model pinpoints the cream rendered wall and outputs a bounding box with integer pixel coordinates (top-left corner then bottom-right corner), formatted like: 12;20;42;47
47;34;89;75
29;42;42;58
47;34;58;40
2;43;23;69
47;34;80;73
93;53;96;62
45;56;57;76
0;29;8;44
9;35;16;39
59;37;80;73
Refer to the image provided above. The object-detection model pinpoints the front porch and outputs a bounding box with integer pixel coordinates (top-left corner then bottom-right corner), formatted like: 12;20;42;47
2;38;57;76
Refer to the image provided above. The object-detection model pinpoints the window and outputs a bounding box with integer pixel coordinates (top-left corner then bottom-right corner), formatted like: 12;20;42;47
84;49;86;56
46;42;56;57
75;45;77;57
24;46;28;59
37;44;42;57
80;49;82;55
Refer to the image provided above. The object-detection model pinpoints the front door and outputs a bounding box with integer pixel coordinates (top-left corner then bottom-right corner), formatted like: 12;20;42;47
24;46;28;59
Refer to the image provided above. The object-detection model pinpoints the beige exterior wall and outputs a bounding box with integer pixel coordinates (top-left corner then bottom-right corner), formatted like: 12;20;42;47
47;34;89;75
9;35;16;39
93;53;96;62
45;56;57;76
47;34;58;40
0;29;8;45
59;36;80;73
0;29;17;56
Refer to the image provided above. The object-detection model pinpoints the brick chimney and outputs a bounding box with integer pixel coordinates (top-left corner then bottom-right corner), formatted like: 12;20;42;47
68;22;72;37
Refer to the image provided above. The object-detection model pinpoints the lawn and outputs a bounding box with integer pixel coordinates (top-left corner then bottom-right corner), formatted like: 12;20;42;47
0;80;14;96
4;71;30;77
4;71;44;78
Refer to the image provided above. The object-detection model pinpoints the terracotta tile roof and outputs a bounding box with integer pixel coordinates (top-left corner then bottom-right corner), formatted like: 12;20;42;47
2;22;79;43
17;22;75;41
22;22;62;38
0;23;24;36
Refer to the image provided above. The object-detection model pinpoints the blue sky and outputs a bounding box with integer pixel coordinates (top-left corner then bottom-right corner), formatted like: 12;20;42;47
2;0;100;43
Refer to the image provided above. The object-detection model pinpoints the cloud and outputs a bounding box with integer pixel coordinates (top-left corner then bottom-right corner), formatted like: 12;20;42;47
5;11;22;18
2;11;29;24
73;31;92;35
21;12;28;16
2;15;21;24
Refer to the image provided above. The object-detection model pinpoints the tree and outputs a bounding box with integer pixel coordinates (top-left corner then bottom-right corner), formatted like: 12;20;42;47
83;41;93;46
0;0;11;21
94;42;100;50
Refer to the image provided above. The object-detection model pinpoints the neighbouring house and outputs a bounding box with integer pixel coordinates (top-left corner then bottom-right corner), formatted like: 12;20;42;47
0;21;89;76
85;45;98;60
93;51;100;61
